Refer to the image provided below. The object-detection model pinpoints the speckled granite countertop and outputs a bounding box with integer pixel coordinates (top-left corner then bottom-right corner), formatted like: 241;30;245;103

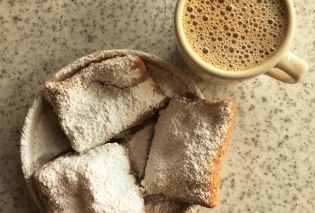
0;0;314;212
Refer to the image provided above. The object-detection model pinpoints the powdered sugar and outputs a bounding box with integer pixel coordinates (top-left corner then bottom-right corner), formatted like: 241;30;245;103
145;195;197;213
32;143;145;213
31;108;70;172
44;55;167;154
77;55;148;88
142;98;236;207
128;122;155;179
147;64;201;99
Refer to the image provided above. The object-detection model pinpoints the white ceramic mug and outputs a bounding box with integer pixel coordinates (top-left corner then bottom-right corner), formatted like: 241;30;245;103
175;0;308;84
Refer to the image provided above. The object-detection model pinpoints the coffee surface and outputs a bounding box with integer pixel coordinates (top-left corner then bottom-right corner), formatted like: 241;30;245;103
183;0;288;71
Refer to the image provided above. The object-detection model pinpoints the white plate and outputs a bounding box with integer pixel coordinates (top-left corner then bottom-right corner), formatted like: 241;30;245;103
20;49;204;212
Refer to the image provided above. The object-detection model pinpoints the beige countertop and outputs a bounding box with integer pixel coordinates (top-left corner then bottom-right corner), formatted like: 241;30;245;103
0;0;314;212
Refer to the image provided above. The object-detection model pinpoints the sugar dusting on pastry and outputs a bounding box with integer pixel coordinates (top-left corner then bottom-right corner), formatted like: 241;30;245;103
142;98;236;207
44;55;167;154
145;195;197;213
32;143;145;213
128;122;155;179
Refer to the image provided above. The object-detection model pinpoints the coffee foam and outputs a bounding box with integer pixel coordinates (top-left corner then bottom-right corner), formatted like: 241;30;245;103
183;0;288;71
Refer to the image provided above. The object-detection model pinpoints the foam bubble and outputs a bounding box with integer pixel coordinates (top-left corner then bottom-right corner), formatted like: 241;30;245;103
187;6;193;12
225;5;232;11
203;48;209;54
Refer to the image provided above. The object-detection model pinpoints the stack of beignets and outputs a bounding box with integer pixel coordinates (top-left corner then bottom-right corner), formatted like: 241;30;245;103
31;54;236;213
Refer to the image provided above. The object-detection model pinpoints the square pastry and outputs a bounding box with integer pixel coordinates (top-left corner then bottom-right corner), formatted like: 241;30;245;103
32;143;144;213
142;98;236;208
44;55;167;153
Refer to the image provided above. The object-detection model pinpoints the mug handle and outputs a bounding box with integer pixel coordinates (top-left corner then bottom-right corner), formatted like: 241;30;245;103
265;51;308;84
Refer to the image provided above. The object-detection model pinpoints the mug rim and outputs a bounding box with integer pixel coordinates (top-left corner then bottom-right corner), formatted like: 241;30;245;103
175;0;295;80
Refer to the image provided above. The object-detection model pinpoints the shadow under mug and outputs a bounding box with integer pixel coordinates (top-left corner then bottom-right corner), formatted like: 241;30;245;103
175;0;308;84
